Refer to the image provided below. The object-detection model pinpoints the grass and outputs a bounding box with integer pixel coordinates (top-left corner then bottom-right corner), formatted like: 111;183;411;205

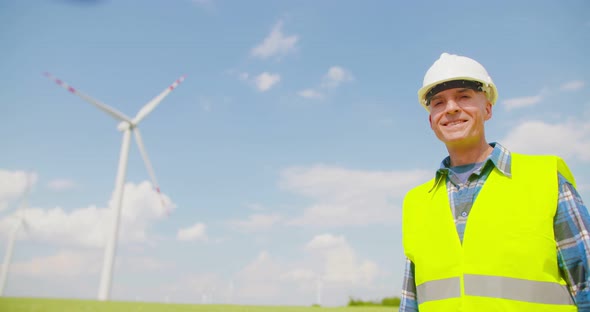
0;297;396;312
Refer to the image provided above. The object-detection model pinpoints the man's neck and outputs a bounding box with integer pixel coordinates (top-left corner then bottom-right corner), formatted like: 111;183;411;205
446;141;493;167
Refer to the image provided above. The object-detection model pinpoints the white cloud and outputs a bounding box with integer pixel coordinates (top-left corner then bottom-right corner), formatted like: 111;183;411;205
297;89;323;99
234;251;284;300
10;250;165;278
238;72;249;81
232;235;386;306
503;81;583;110
235;71;280;92
502;94;543;110
254;72;281;92
156;272;229;304
305;233;347;250
47;178;76;191
321;66;354;88
228;213;282;233
251;21;298;59
0;170;37;211
279;268;316;283
560;80;585;91
118;255;169;272
280;165;431;226
177;222;208;242
299;66;353;101
305;234;379;285
10;250;100;278
0;181;175;247
502;119;590;162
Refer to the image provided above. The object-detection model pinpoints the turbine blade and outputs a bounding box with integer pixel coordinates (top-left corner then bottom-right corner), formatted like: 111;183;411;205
16;173;32;213
132;129;170;214
14;173;33;234
20;218;29;233
0;221;19;296
132;75;185;125
44;72;133;123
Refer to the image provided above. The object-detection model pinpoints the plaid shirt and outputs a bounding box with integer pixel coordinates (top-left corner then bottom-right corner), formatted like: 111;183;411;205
399;143;590;311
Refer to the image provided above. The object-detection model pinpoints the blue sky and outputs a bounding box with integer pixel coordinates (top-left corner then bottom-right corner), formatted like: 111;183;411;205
0;0;589;307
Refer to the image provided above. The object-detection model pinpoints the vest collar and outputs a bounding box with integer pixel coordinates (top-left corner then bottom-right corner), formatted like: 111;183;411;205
429;142;512;193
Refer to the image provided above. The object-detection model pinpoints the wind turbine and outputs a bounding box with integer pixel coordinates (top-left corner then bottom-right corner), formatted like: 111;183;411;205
44;72;185;301
0;172;33;296
228;279;234;304
316;275;322;306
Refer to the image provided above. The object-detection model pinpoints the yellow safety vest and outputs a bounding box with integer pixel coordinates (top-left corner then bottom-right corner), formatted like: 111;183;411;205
402;153;577;312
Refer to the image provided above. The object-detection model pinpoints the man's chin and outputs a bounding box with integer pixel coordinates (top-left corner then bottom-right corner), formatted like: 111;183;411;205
440;136;470;146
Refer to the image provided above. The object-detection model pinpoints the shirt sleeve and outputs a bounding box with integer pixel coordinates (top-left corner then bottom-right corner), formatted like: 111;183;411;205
399;257;419;312
555;173;590;311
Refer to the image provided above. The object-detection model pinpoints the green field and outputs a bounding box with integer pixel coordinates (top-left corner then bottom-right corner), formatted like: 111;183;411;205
0;297;396;312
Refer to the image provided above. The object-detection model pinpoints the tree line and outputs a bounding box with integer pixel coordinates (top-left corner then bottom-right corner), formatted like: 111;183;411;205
347;296;401;307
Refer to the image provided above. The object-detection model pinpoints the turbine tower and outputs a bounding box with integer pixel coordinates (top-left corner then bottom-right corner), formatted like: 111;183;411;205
44;73;185;301
316;276;322;306
0;173;33;296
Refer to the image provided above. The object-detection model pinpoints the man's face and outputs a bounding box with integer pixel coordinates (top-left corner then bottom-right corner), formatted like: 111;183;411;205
428;87;492;148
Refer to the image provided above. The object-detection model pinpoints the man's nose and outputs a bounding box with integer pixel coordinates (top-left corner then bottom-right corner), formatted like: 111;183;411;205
445;100;460;114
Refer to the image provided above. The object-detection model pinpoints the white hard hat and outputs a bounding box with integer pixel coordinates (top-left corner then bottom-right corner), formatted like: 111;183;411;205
417;53;498;111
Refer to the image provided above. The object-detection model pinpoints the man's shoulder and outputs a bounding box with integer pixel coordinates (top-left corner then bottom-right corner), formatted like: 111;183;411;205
511;153;575;186
405;178;436;197
512;152;561;160
512;152;567;166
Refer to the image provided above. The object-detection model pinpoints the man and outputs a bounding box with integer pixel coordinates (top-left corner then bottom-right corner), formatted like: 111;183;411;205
399;53;590;312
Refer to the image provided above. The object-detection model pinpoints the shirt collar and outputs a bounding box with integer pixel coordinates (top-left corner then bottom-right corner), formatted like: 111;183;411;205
429;142;512;192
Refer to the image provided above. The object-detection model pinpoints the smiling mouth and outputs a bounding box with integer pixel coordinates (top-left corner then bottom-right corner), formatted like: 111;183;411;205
443;120;467;126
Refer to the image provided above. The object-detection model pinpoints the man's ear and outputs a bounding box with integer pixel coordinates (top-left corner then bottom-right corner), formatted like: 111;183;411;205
429;114;433;129
485;101;493;121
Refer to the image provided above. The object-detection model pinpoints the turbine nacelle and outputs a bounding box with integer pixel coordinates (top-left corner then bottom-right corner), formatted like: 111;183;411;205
117;121;134;132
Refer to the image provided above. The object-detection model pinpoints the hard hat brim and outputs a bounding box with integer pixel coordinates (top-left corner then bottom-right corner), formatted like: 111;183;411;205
418;77;498;112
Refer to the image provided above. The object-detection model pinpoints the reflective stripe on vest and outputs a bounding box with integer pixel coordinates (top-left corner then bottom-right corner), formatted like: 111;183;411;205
418;275;574;305
417;277;461;304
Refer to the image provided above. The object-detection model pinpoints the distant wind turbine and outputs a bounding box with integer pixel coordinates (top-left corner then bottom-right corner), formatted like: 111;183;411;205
44;73;185;301
229;279;234;304
316;276;322;306
0;172;33;296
